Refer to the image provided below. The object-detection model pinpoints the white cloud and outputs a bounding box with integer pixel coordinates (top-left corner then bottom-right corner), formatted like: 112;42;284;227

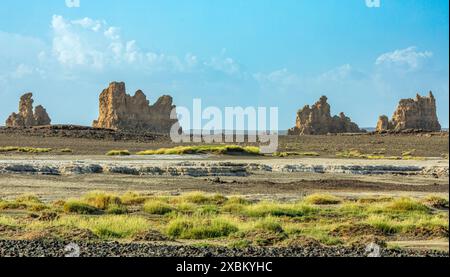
47;15;242;77
11;64;34;79
319;64;367;81
375;46;433;70
253;68;301;87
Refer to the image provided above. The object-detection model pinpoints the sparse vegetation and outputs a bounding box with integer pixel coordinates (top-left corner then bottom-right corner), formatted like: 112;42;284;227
106;150;131;156
273;151;320;157
335;149;426;160
0;191;448;249
136;145;261;155
0;146;52;153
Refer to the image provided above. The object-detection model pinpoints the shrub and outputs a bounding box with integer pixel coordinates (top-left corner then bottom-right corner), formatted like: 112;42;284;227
304;194;342;205
60;148;73;153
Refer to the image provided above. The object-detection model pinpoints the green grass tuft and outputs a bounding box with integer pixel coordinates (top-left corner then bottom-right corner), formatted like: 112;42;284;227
143;200;174;215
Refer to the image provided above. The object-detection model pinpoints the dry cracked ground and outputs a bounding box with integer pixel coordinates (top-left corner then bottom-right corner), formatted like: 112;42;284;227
0;129;448;257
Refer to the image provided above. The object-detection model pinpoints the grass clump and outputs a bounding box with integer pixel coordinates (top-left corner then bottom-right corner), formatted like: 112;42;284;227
304;193;342;205
82;191;122;210
243;202;317;217
383;198;430;213
63;200;99;214
106;150;131;156
137;145;260;156
365;215;402;235
59;148;73;153
106;204;128;215
143;200;174;215
179;192;228;205
59;215;149;239
254;217;284;233
120;191;148;205
0;194;48;212
166;216;238;239
423;195;449;209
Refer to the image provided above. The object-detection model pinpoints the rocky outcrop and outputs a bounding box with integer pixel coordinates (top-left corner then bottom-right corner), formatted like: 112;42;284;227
93;82;180;133
376;92;441;132
5;93;51;127
0;159;447;178
288;96;364;135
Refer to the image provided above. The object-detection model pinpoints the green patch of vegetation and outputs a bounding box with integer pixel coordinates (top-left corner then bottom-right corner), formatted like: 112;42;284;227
136;145;261;156
59;148;73;153
304;193;342;205
106;150;131;156
166;216;238;239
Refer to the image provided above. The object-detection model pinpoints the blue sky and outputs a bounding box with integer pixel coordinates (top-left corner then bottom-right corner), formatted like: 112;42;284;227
0;0;448;129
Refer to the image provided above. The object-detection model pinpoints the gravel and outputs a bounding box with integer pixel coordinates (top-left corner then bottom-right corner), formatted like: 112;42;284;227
0;240;447;257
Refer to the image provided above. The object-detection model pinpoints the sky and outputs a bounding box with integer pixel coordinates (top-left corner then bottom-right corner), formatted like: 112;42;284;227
0;0;448;129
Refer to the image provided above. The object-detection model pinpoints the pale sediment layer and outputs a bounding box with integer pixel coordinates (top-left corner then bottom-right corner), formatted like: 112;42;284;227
0;157;447;178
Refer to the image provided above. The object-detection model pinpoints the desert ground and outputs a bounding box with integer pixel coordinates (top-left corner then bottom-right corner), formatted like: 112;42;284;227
0;127;448;257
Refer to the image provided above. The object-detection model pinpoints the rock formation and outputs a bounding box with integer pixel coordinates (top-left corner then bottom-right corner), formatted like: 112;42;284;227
5;93;51;127
376;92;441;132
92;82;180;133
288;96;363;135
